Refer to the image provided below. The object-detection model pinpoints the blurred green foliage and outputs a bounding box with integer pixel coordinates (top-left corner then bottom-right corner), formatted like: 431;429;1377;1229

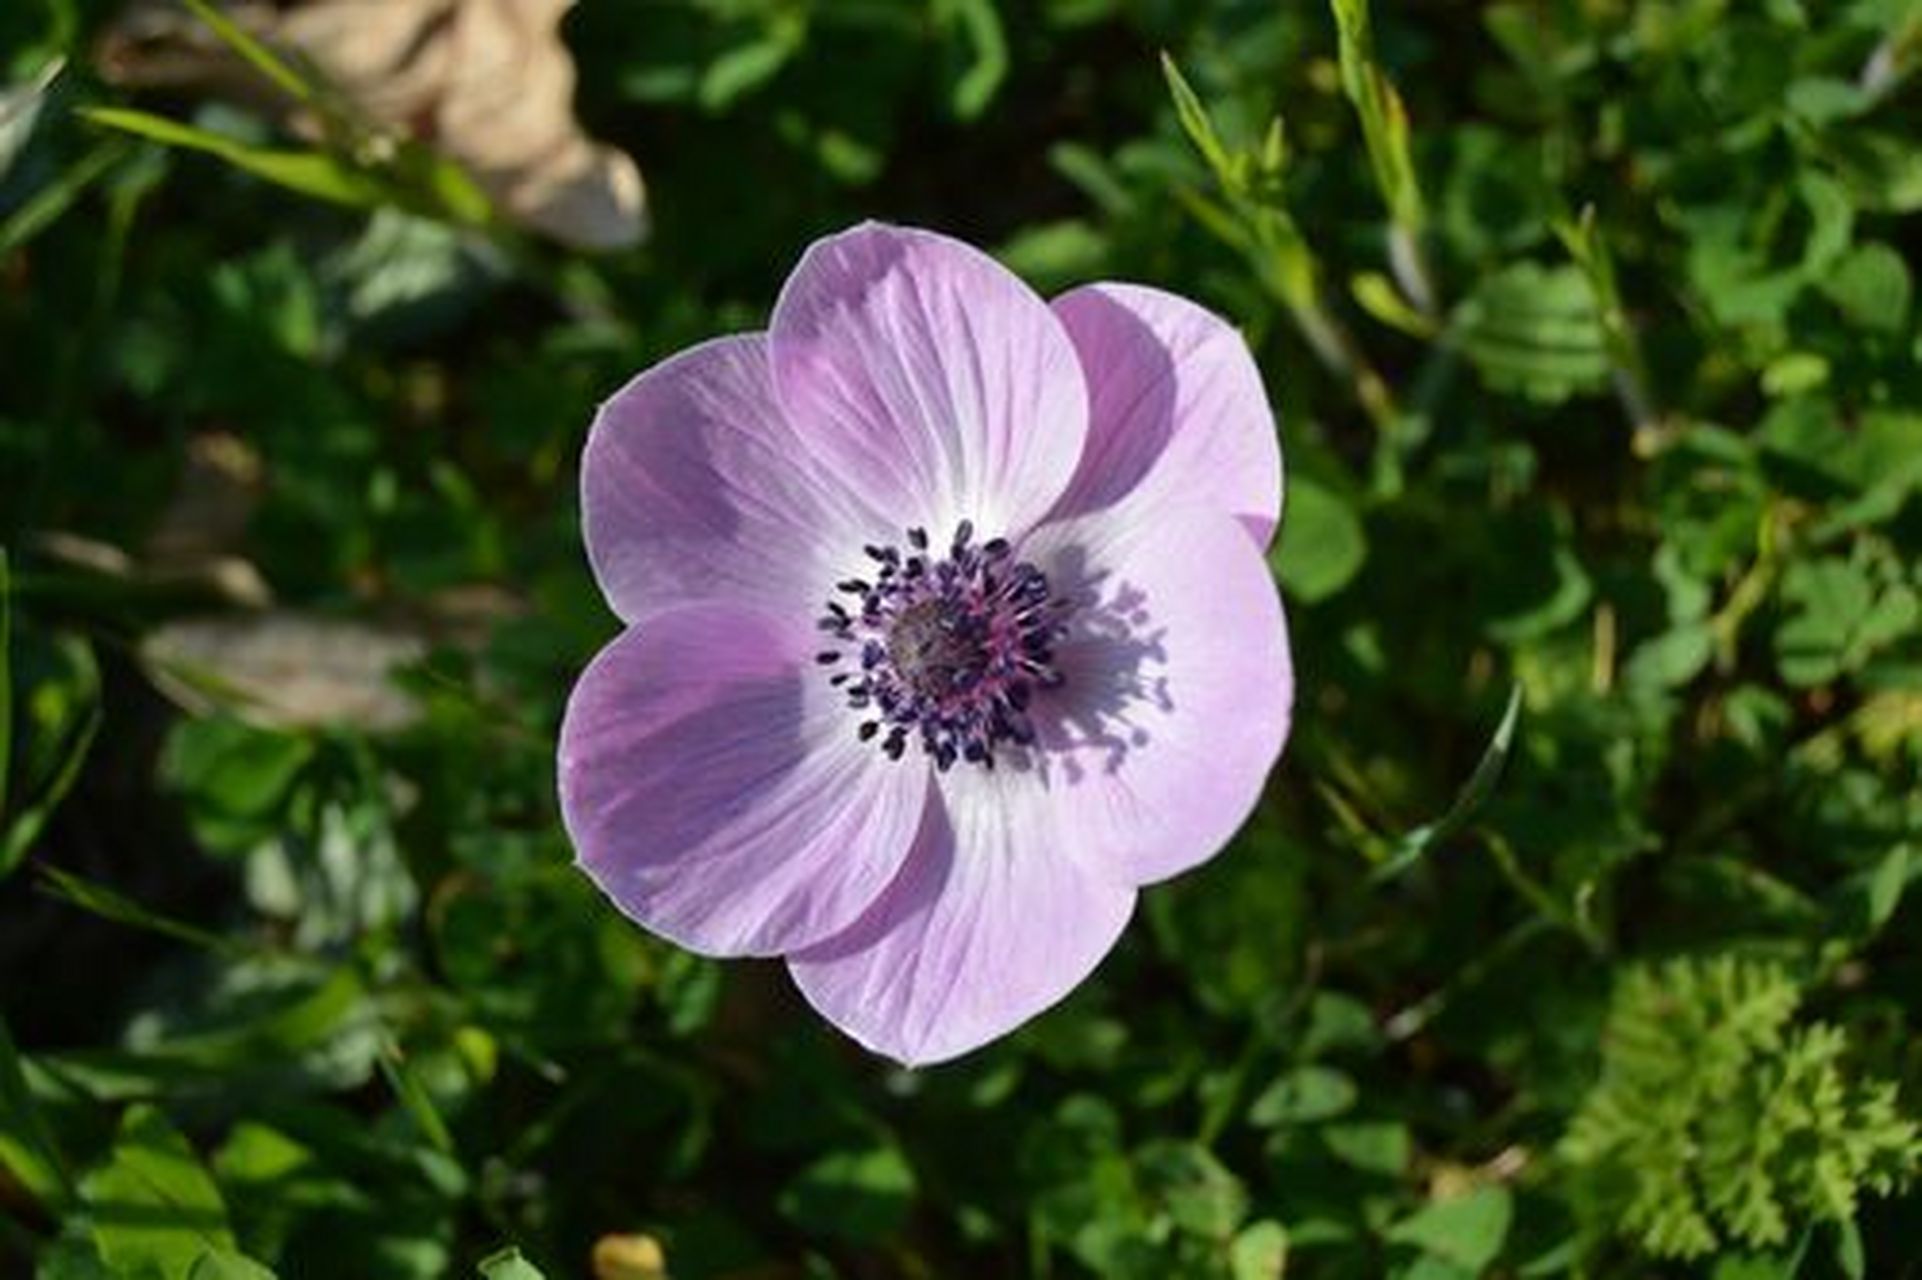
4;0;1922;1276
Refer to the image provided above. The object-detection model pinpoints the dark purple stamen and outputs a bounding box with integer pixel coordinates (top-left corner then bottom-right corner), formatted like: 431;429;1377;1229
814;520;1069;771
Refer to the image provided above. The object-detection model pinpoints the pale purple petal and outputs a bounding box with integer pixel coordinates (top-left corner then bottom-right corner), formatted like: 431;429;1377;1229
989;503;1293;886
583;334;875;626
787;792;1136;1067
770;223;1088;540
1049;283;1282;544
559;604;930;957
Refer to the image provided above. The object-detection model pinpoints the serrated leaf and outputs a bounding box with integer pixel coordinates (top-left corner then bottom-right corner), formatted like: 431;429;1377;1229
1454;263;1608;403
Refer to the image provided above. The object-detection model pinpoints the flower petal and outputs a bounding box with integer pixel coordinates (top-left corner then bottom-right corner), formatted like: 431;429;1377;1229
559;604;930;957
1049;283;1282;544
770;223;1088;540
787;792;1136;1067
994;503;1293;886
582;334;871;625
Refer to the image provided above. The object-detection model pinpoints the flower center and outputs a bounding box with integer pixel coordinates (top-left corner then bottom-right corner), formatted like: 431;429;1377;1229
815;520;1067;771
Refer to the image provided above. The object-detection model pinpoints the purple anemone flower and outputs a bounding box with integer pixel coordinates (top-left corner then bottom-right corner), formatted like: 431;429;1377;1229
559;223;1293;1065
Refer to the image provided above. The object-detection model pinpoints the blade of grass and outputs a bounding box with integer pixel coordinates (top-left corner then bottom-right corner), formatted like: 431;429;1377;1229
378;1040;455;1155
80;108;386;210
0;140;127;258
1328;0;1434;313
180;0;316;106
1372;683;1524;883
35;863;241;956
0;703;97;882
1;548;12;820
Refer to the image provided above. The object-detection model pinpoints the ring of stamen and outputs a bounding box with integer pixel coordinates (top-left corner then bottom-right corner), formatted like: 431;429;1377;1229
815;520;1068;771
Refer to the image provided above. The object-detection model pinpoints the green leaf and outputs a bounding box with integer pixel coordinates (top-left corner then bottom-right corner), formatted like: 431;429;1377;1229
0;1011;71;1210
188;1250;279;1280
1301;992;1383;1057
699;37;797;111
1787;76;1874;124
1561;958;1921;1259
996;220;1109;292
1135;1140;1247;1238
1322;1121;1409;1176
1272;475;1367;603
1761;352;1831;398
33;1236;117;1280
161;716;315;825
1248;1065;1357;1125
1454;262;1608;403
779;1145;916;1244
944;0;1009;119
1387;1187;1514;1271
42;964;372;1098
1833;1217;1866;1280
1624;622;1715;692
1821;242;1912;333
1773;558;1914;686
1328;0;1424;228
1865;843;1912;933
476;1247;547;1280
1798;171;1855;274
1352;270;1439;337
79;107;387;209
83;1105;236;1280
1230;1220;1289;1280
1160;53;1233;181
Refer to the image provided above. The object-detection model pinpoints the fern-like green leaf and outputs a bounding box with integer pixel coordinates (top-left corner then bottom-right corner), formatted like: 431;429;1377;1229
1561;957;1921;1261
